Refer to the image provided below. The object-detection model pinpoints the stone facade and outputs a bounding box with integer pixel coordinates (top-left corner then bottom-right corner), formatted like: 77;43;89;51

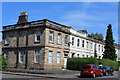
2;13;120;70
2;14;70;69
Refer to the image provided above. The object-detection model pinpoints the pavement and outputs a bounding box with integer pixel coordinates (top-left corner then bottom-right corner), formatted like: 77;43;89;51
2;70;119;79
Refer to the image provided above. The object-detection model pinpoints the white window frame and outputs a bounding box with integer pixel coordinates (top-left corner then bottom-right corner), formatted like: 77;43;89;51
57;33;61;44
87;41;89;49
19;51;24;63
35;50;40;63
72;37;74;46
91;43;93;50
5;35;9;44
77;39;80;47
65;35;68;45
48;51;53;63
35;31;40;42
49;31;53;42
82;40;84;48
57;52;61;63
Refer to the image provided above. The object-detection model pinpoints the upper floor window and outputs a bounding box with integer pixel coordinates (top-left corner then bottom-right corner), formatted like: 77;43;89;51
82;40;84;48
58;33;61;44
19;51;24;63
87;41;89;49
77;39;80;47
72;37;74;46
91;43;93;49
57;52;61;63
35;50;40;63
65;35;68;45
49;31;53;42
48;51;53;63
5;35;9;44
99;45;100;52
35;32;40;42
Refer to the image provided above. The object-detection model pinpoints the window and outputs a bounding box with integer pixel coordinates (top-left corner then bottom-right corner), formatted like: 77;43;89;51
35;32;40;42
91;43;93;49
57;52;60;63
87;41;89;49
35;50;40;63
49;31;53;42
102;46;104;52
77;39;80;47
65;35;68;45
72;37;74;46
87;55;89;58
48;51;53;63
58;33;61;44
20;51;24;62
99;45;100;52
5;35;9;44
6;52;8;60
82;40;84;48
99;56;101;59
82;55;84;58
77;54;79;57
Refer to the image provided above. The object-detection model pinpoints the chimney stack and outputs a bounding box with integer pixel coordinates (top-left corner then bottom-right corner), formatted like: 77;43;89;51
17;11;28;24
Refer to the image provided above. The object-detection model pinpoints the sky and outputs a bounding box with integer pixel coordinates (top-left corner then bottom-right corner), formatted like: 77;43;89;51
1;2;119;43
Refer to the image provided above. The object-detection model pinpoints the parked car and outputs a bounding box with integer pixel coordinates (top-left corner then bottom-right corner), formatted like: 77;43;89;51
80;64;103;78
99;66;114;76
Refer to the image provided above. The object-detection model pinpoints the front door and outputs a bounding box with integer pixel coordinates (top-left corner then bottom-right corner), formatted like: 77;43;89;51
64;52;69;69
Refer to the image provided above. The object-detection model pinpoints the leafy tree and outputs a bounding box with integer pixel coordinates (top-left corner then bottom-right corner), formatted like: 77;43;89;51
88;33;104;41
103;24;117;60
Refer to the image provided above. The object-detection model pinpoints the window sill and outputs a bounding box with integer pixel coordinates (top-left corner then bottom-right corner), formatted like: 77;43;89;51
34;41;40;44
4;44;9;46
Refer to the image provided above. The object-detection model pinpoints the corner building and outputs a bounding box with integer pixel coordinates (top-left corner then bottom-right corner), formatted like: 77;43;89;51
2;13;70;69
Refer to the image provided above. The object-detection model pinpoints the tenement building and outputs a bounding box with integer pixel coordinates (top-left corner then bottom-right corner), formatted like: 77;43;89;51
2;13;120;69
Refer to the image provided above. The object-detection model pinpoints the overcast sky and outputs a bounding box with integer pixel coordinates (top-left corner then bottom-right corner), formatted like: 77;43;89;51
1;2;118;43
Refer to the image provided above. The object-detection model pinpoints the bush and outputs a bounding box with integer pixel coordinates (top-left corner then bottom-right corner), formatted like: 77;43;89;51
98;59;119;70
67;57;119;71
67;57;99;70
0;56;8;70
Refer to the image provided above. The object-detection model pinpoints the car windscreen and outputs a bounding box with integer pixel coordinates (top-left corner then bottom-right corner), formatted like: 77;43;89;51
99;66;104;69
82;65;91;69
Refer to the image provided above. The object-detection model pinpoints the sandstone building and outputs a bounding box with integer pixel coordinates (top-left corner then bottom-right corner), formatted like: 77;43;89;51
2;13;120;69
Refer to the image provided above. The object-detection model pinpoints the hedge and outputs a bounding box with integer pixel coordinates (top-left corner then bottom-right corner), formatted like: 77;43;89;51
67;57;119;71
98;59;119;70
0;56;8;70
67;57;99;70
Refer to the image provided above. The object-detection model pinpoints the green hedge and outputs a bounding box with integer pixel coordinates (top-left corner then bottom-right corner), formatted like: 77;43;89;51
98;59;119;70
67;57;119;70
67;57;99;70
0;56;8;70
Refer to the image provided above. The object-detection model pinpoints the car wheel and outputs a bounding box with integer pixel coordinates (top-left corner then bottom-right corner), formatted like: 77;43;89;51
105;72;108;76
100;73;103;77
92;73;96;78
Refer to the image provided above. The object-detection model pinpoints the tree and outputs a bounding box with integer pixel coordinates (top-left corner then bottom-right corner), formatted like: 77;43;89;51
103;24;117;61
88;33;104;41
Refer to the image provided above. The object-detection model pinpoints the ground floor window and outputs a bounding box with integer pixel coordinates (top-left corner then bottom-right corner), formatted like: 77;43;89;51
6;52;8;60
57;52;60;63
19;51;24;63
35;50;40;63
48;51;53;63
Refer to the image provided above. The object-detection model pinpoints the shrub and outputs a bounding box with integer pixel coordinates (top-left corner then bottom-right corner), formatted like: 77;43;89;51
98;59;119;70
0;56;8;70
67;57;119;71
67;57;99;70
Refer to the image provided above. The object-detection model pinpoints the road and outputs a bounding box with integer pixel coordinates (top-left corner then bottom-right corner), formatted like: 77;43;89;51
1;71;119;80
